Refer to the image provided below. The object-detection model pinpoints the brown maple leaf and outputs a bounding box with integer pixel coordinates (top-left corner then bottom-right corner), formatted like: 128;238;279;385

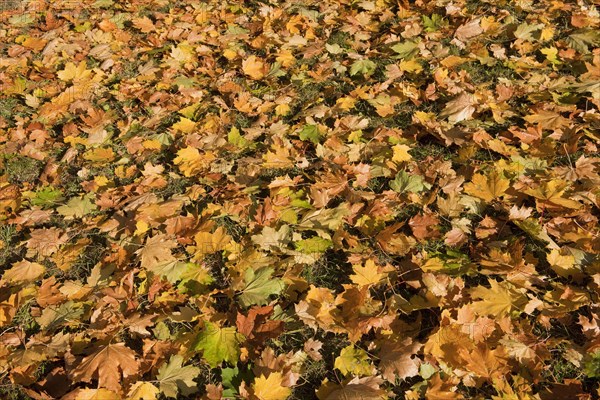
70;343;139;392
26;227;67;257
409;214;441;241
236;305;284;348
378;338;423;382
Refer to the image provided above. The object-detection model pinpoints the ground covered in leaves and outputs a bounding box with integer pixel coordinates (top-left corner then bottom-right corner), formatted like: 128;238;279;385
0;0;599;399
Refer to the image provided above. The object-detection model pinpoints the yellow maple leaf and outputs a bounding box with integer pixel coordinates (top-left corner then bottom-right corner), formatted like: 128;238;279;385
541;47;560;65
470;280;527;317
547;249;579;279
72;389;121;400
464;171;510;202
524;180;581;209
350;259;385;287
172;117;196;133
295;285;341;332
392;144;413;163
276;49;296;67
22;36;48;52
126;381;159;400
242;55;268;80
334;345;374;376
399;59;423;74
83;147;115;163
336;96;357;111
57;61;92;82
253;372;291;400
263;144;294;168
194;227;232;259
2;260;45;284
524;110;569;130
275;103;291;116
0;293;19;327
173;147;216;177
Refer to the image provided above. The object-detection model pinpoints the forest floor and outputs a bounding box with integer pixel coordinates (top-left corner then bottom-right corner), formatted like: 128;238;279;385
0;0;600;399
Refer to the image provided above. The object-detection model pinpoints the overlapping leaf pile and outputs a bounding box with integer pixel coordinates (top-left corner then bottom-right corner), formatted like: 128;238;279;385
0;0;599;398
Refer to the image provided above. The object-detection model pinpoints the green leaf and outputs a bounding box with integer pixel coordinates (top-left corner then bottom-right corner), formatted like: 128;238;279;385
513;23;544;41
567;29;600;54
422;14;444;32
221;366;253;398
31;187;64;208
299;124;321;144
238;267;285;307
295;237;333;254
390;170;432;194
57;194;97;219
174;75;198;88
148;260;212;286
74;22;92;33
36;301;84;332
8;14;35;27
193;322;245;367
584;351;600;378
267;61;286;78
93;0;114;8
326;43;344;54
350;59;376;77
228;126;251;148
391;41;419;59
513;218;559;249
298;203;350;232
157;355;200;398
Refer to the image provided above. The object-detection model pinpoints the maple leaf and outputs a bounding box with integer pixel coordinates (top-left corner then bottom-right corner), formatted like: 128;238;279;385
317;376;388;400
26;227;67;257
295;285;340;331
454;19;483;42
194;226;232;258
57;194;97;219
390;170;431;194
238;267;285;307
350;259;385;287
36;300;85;332
334;345;374;376
295;236;333;254
236;305;284;345
136;234;178;270
156;355;200;398
391;144;412;163
242;55;268;80
391;40;419;59
524;110;569;130
547;248;581;279
193;322;245;367
440;92;477;124
470;280;527;317
523;180;581;209
464;171;510;202
350;59;376;77
378;338;422;382
173;147;216;177
253;372;292;400
63;388;121;400
2;260;45;284
57;61;92;82
458;344;510;379
127;382;160;400
70;343;139;392
251;225;291;250
299;124;322;144
409;214;441;241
